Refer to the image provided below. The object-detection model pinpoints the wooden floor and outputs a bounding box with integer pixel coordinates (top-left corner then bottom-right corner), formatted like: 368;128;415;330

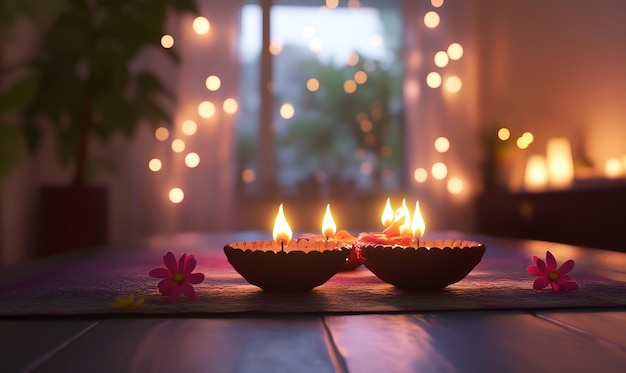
2;310;626;372
2;232;626;372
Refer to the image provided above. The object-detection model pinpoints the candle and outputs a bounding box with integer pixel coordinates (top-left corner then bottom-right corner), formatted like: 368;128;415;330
272;204;292;251
411;200;425;240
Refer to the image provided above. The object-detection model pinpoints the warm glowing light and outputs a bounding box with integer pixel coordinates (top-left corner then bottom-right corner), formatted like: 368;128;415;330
354;71;368;84
242;169;256;183
524;154;548;191
605;158;623;178
434;51;449;67
193;17;210;35
398;199;411;235
181;120;197;136
370;34;383;47
160;34;174;49
411;201;426;238
326;0;339;9
306;78;320;91
444;76;462;93
516;137;530;149
426;72;442;88
198;101;216;118
447;43;464;60
223;98;238;114
279;103;295;119
431;0;444;7
521;131;534;144
322;204;337;239
344;80;357;93
169;188;184;204
414;168;428;183
432;162;448;180
434;137;450;153
347;52;359;67
498;127;511;141
546;138;574;189
360;119;373;133
447;178;464;194
205;75;221;91
148;158;162;172
185;152;200;168
171;139;185;153
424;11;440;28
155;127;169;141
381;198;394;227
272;204;293;245
269;39;283;55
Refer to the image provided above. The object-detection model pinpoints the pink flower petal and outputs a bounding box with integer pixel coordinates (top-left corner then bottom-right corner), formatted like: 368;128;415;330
148;268;171;278
166;286;183;302
546;251;557;271
163;252;178;273
527;265;542;276
183;255;198;274
535;258;548;275
533;277;550;290
186;272;205;284
558;259;575;275
550;280;561;292
532;255;540;265
179;282;197;300
178;253;188;274
158;278;177;296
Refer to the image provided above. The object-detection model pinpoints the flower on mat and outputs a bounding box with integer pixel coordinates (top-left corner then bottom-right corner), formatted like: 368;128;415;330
149;252;205;301
527;250;579;292
113;295;145;310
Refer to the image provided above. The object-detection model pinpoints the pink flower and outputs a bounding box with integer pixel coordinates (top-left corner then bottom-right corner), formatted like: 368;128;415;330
527;251;579;292
149;252;205;301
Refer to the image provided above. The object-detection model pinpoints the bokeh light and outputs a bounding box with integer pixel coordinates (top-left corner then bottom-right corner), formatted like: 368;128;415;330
447;43;464;60
307;78;320;92
498;127;511;141
414;168;428;183
444;76;462;93
447;177;464;194
431;162;448;180
181;120;197;136
171;139;185;153
155;127;169;141
344;80;357;94
198;101;216;118
424;11;440;28
354;71;368;84
160;35;174;49
434;137;450;153
169;188;184;204
434;51;449;67
223;98;238;114
280;103;295;119
426;72;442;88
185;152;200;168
205;75;221;91
148;158;162;172
192;17;210;35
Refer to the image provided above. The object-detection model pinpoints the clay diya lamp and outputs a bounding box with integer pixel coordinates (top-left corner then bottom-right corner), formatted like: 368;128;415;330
224;204;349;292
297;204;364;270
357;199;486;291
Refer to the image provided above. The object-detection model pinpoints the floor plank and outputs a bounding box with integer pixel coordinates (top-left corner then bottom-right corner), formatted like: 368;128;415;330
536;309;626;350
35;317;339;373
325;312;626;373
0;319;99;373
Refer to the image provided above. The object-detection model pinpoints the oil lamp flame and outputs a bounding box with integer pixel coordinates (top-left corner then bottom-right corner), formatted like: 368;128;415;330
272;204;292;245
398;198;412;235
321;204;337;239
381;198;394;227
411;200;426;239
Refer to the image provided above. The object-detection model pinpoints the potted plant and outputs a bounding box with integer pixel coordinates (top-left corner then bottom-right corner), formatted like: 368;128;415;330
18;0;197;255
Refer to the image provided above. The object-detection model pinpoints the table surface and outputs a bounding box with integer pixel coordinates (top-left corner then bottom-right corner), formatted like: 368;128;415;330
2;231;626;373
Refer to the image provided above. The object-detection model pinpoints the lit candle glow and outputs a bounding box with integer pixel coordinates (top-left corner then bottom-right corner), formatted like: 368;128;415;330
272;204;292;251
322;204;337;240
381;198;394;227
411;201;426;239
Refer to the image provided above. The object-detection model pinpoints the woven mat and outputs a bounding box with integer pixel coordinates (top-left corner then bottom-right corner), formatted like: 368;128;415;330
1;233;625;316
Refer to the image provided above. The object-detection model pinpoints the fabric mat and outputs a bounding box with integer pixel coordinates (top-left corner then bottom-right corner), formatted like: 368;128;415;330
1;235;625;316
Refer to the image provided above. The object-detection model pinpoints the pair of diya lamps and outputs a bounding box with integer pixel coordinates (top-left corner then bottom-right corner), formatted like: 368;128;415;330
224;201;486;292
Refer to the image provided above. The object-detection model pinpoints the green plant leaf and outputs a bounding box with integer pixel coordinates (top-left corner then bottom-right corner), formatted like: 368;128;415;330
0;71;38;113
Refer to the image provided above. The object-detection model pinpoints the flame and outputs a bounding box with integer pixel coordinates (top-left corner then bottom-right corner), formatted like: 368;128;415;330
272;204;292;244
397;198;412;235
381;198;394;227
411;200;426;239
321;204;337;239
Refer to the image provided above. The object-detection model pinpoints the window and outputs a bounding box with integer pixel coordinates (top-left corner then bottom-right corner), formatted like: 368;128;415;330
236;0;404;198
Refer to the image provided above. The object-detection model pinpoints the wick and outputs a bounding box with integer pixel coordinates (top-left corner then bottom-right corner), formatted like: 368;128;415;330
280;240;284;252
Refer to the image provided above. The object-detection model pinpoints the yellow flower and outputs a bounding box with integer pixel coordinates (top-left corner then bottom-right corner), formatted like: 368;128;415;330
112;295;145;310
